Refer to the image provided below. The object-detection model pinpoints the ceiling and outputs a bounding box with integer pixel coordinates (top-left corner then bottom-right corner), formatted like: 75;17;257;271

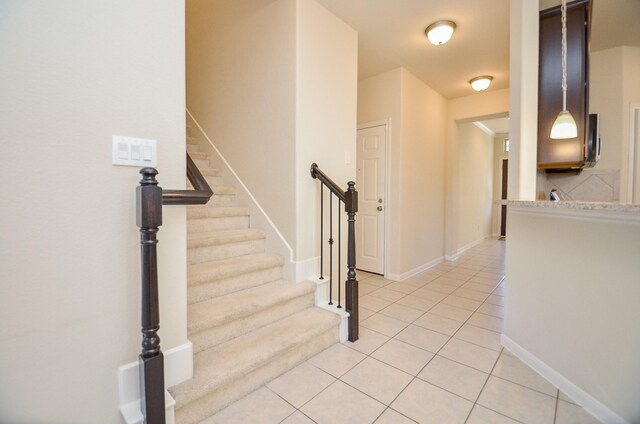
315;0;510;99
315;0;639;100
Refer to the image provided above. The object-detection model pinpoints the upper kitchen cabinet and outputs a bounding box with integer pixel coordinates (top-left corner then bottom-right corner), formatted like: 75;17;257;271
538;0;591;171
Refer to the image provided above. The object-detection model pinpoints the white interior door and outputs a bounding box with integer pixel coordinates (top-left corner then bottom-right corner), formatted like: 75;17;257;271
356;125;386;274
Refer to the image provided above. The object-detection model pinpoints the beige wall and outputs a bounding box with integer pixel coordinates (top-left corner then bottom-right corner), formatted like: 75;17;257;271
295;0;358;260
0;1;186;422
505;207;640;423
456;124;495;250
186;0;297;246
186;0;357;263
357;68;447;277
445;89;510;257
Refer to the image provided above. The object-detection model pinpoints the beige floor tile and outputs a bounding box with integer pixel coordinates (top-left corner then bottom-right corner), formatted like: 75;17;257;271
485;294;505;306
403;277;429;287
438;338;500;373
395;324;450;353
360;295;393;312
371;338;434;375
454;324;502;351
477;376;556;424
413;312;463;336
418;355;488;402
281;411;316;424
555;399;601;424
301;380;386;424
391;379;473;424
369;287;406;302
365;276;394;288
441;271;473;282
467;312;504;333
359;306;376;321
379;303;425;323
466;405;520;424
463;282;496;294
411;288;448;302
341;357;413;405
477;303;504;318
493;286;505;296
559;391;580;405
360;282;382;296
423;283;457;294
395;295;437;312
452;288;490;302
362;313;409;337
345;327;390;355
429;303;473;322
266;362;335;408
207;386;295;424
374;408;417;423
441;295;482;312
491;354;557;396
308;343;366;377
385;282;420;294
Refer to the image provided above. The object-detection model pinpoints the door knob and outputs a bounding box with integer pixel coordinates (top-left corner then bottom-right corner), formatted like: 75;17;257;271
377;206;383;211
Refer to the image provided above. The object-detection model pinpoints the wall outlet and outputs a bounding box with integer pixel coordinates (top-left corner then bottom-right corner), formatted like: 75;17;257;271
112;135;157;167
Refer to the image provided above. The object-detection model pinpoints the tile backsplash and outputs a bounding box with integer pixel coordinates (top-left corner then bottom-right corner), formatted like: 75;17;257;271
540;169;620;202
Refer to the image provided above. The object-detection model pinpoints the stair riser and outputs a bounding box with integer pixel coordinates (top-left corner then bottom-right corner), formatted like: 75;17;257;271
190;294;315;354
175;328;338;424
188;266;282;304
204;175;223;187
187;239;265;264
187;216;248;233
209;195;235;206
187;144;201;153
193;158;212;169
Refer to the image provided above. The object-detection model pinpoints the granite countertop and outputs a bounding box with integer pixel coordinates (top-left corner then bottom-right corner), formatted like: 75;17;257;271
496;199;640;213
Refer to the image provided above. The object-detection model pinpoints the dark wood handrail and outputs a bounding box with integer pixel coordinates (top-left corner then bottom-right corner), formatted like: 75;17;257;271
310;163;346;203
136;151;213;423
162;153;213;205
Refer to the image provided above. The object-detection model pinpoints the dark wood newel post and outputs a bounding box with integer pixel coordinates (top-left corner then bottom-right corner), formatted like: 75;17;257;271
344;181;359;342
136;168;166;424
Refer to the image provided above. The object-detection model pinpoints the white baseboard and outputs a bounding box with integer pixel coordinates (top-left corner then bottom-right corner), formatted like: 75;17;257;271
446;236;492;261
386;256;444;282
501;335;628;424
118;341;192;423
318;303;350;343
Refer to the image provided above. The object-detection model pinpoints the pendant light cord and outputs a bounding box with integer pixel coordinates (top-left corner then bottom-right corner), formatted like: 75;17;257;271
561;0;568;111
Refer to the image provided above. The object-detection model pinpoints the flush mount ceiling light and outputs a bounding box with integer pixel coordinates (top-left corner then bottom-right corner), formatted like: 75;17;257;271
550;0;578;139
425;20;456;45
469;75;493;92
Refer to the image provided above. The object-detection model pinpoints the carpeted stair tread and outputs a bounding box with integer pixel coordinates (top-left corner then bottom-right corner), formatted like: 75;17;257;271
170;307;340;409
189;151;210;159
198;168;222;177
188;253;283;286
208;186;235;196
188;228;265;249
187;206;249;220
187;280;315;334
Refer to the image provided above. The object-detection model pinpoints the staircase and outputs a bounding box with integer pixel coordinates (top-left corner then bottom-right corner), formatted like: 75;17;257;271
168;130;340;423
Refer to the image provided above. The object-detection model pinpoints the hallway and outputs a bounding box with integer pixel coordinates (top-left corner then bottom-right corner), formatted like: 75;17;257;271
204;239;600;423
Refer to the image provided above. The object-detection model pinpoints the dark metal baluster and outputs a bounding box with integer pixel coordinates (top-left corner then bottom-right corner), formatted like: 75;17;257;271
136;168;166;424
320;184;324;280
344;181;359;342
328;193;333;305
337;200;342;309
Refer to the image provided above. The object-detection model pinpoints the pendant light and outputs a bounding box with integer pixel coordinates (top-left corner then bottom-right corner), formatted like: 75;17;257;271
550;0;578;139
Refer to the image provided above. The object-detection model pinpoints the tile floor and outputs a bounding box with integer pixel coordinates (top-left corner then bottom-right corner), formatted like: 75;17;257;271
206;239;601;424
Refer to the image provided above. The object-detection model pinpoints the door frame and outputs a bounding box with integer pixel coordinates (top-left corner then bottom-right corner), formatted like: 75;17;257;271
357;119;391;276
627;103;640;203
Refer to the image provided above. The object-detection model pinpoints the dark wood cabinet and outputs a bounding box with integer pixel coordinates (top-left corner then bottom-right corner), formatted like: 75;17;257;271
538;0;591;170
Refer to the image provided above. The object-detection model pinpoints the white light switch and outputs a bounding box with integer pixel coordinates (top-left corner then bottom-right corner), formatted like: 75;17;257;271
112;136;157;167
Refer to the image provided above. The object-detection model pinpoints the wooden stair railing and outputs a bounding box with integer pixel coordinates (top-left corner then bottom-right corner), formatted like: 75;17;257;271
136;152;213;423
310;163;359;342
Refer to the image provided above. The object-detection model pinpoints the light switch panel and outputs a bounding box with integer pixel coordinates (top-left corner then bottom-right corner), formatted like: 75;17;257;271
112;135;157;167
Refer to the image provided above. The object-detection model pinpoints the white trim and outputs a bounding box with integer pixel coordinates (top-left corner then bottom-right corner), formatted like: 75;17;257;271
508;205;640;223
386;255;444;282
501;335;629;424
356;119;391;277
118;341;192;423
472;121;495;137
292;256;319;283
457;236;491;256
628;104;640;203
186;109;296;280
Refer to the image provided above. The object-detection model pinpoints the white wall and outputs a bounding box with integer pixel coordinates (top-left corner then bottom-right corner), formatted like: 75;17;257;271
456;124;495;250
186;0;357;265
505;206;640;423
0;1;186;422
186;0;297;246
445;89;510;257
357;68;447;277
